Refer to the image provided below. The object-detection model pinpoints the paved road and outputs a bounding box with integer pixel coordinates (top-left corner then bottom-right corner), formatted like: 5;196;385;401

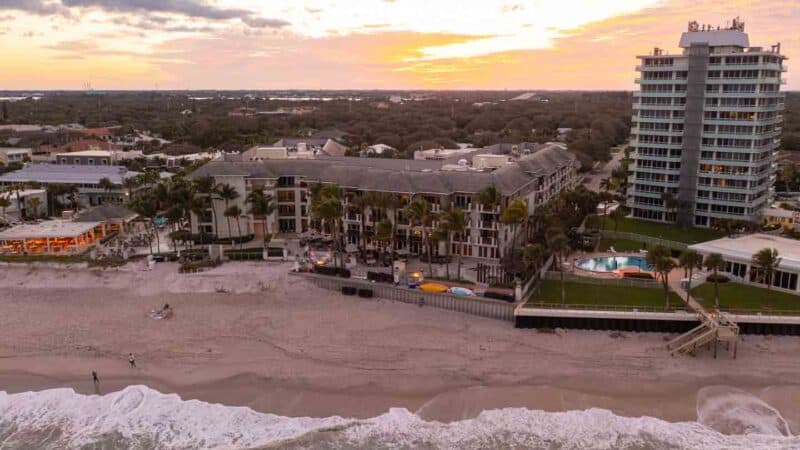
583;149;626;192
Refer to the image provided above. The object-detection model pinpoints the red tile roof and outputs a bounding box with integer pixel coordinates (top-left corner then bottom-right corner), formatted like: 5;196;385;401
58;139;122;153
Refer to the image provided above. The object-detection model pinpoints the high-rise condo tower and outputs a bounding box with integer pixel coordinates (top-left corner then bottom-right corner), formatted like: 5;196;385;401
629;18;786;227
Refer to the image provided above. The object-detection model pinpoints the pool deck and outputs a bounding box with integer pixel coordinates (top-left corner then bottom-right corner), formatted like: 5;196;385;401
568;251;654;279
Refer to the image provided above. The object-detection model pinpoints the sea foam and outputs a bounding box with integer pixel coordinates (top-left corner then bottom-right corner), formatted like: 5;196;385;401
1;385;798;449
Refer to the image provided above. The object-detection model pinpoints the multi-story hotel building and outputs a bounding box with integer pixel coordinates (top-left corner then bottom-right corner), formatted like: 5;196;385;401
629;19;786;227
189;143;580;262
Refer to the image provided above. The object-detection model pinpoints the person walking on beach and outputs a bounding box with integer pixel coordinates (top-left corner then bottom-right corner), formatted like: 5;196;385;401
92;371;100;394
128;353;136;368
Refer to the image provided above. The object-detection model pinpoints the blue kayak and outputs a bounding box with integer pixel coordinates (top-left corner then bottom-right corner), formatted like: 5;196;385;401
449;286;475;297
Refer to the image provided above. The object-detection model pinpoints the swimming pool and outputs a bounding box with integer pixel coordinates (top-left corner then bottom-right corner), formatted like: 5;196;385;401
576;256;653;273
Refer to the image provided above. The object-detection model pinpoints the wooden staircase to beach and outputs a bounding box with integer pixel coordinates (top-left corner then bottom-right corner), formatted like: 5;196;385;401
666;278;739;358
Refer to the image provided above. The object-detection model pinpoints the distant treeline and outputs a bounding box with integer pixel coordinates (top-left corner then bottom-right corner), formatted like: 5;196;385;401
1;90;797;163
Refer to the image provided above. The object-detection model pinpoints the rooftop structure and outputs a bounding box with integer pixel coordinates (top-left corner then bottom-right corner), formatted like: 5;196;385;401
55;150;117;166
0;164;136;185
0;148;32;165
0;164;138;207
413;147;476;161
0;219;102;255
57;139;122;154
629;19;786;228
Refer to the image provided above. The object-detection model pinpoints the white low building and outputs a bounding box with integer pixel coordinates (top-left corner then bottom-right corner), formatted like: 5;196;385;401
0;189;47;222
690;234;800;294
0;148;32;165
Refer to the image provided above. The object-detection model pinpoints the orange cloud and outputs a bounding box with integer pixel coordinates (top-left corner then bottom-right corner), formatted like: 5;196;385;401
1;0;796;89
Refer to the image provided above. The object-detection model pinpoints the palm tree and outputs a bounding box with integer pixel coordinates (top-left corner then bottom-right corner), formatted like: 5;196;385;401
137;170;160;187
545;227;569;305
312;195;344;269
751;247;781;305
65;184;79;211
647;245;676;310
122;176;140;199
608;207;625;232
478;184;500;210
193;176;218;239
246;190;275;247
310;183;344;267
225;205;244;248
441;208;467;281
129;193;158;255
678;249;703;302
27;197;42;219
350;193;372;261
704;253;725;309
501;198;528;259
99;177;115;193
375;219;393;264
216;183;239;241
0;196;10;223
405;198;435;277
187;195;207;246
523;243;546;278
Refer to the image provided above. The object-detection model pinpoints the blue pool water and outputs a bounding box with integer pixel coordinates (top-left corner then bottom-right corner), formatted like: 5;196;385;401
576;256;653;272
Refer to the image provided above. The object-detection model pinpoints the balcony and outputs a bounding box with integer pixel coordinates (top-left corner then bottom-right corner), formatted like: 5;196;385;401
479;237;497;246
633;115;685;123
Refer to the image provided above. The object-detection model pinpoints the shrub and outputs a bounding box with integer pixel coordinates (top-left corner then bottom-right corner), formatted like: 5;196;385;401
99;231;119;245
705;274;730;283
266;247;284;257
313;265;351;278
179;259;221;273
367;271;394;283
623;272;655;280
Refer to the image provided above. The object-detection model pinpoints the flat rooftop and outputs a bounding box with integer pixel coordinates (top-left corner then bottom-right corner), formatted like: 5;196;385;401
0;164;137;185
0;148;32;153
0;189;46;199
57;150;113;157
690;234;800;272
679;30;749;48
0;220;102;240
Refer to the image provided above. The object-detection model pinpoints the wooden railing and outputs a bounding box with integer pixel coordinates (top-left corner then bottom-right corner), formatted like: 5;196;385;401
291;272;516;322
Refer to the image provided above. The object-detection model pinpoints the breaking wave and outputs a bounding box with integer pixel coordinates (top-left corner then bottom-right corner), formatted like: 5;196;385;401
1;385;798;449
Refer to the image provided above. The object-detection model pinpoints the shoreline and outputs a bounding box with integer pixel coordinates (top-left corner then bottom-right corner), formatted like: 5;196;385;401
3;361;800;429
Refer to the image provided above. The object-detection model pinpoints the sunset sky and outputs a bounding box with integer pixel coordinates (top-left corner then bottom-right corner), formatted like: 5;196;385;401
1;0;797;90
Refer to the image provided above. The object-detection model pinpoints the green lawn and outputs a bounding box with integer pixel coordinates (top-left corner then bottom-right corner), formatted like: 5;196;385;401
589;216;724;244
596;238;646;252
526;280;682;311
691;282;800;313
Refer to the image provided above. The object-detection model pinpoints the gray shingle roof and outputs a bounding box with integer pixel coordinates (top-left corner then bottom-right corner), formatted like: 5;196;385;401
191;144;576;196
74;204;137;222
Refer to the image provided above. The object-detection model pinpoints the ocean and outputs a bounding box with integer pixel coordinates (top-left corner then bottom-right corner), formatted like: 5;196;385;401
1;385;798;449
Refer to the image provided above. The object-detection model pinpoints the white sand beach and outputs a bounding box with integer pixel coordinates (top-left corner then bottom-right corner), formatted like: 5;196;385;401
2;261;800;433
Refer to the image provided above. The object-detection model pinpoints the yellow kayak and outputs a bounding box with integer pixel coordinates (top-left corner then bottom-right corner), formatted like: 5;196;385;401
419;283;448;293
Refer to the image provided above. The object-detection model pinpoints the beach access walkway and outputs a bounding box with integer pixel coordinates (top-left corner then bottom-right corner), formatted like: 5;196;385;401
665;277;739;358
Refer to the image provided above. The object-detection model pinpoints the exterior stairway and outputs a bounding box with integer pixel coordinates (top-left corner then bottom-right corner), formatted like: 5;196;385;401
665;275;740;358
